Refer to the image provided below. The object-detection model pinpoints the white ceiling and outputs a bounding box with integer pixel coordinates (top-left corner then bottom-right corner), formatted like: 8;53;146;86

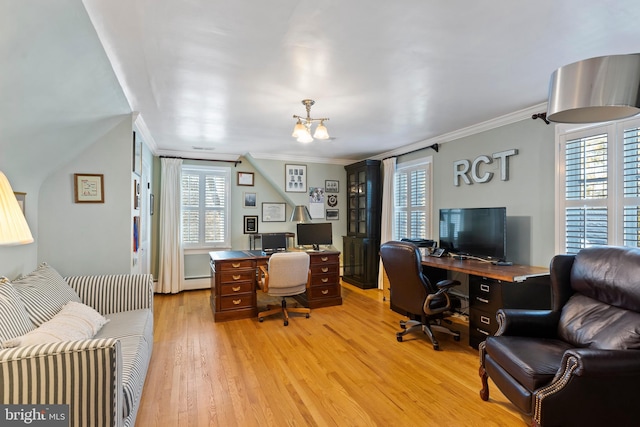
5;1;640;170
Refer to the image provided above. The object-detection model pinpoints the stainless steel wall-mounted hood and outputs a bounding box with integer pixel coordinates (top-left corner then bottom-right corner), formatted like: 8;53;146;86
547;53;640;123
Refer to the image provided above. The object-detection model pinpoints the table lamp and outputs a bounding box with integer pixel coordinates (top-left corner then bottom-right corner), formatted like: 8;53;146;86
0;171;34;246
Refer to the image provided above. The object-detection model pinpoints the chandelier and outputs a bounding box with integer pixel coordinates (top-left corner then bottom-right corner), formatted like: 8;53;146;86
291;99;330;143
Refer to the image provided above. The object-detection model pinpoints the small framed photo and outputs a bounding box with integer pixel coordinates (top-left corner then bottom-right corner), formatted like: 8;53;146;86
237;171;254;186
14;192;26;214
244;215;258;234
325;180;339;193
285;164;307;192
262;202;286;222
326;209;339;220
243;192;257;208
132;132;142;177
74;173;104;203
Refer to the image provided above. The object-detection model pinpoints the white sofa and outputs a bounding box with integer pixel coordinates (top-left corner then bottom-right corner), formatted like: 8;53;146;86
0;263;153;427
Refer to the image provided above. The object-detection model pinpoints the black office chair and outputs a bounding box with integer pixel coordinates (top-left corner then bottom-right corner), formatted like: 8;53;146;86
380;240;461;350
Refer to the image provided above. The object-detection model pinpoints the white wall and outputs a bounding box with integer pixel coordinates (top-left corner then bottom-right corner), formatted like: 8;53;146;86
38;116;134;276
399;118;556;267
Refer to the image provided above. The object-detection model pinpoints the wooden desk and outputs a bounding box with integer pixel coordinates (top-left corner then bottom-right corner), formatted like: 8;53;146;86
209;249;342;322
420;256;551;348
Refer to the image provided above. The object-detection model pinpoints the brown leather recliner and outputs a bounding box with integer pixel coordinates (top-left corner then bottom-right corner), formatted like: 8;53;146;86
479;246;640;427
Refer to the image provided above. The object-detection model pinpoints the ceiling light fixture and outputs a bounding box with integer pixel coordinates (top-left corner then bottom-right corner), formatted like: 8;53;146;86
291;99;330;143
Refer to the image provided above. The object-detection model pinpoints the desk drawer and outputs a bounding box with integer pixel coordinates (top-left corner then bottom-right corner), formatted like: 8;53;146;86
470;310;499;336
219;260;255;271
310;254;339;265
310;273;339;287
220;270;255;284
310;263;339;276
220;282;254;296
308;284;340;299
219;293;254;311
469;276;503;312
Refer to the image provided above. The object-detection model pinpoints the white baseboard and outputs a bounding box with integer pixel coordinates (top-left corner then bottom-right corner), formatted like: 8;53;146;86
183;277;209;290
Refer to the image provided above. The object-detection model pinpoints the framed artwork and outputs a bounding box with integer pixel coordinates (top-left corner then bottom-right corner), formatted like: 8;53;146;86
327;194;338;207
285;164;307;192
133;179;140;210
74;173;104;203
132;132;142;176
244;215;258;233
14;192;26;214
325;180;339;193
326;209;339;220
237;171;254;186
262;202;286;222
243;192;257;208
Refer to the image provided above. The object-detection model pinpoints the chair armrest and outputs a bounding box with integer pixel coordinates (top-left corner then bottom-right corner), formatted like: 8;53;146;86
258;266;269;292
567;348;640;375
532;348;640;426
495;308;560;337
435;279;460;290
0;339;123;427
65;274;154;315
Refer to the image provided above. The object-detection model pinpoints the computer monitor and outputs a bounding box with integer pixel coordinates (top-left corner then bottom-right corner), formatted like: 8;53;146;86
261;233;287;253
296;223;332;250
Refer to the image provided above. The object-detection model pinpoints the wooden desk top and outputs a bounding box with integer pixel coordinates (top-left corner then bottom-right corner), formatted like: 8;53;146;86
421;256;549;282
209;247;340;262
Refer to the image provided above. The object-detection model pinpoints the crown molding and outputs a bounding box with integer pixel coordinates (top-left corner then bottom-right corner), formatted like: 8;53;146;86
371;102;549;160
249;152;354;166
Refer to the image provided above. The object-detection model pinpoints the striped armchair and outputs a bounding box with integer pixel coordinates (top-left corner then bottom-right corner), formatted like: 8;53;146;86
0;273;154;427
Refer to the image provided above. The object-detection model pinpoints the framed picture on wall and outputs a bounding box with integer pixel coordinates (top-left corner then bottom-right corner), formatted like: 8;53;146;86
325;180;339;193
14;192;26;214
244;215;258;233
285;164;306;192
243;192;257;208
326;209;339;220
262;202;286;222
237;171;254;186
132;132;142;176
74;173;104;203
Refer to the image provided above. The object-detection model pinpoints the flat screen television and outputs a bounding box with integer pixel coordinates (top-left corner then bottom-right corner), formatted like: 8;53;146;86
261;233;287;253
439;207;507;261
297;223;333;250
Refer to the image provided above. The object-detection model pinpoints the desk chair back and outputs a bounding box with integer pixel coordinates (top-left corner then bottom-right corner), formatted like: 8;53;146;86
263;252;310;297
380;241;431;315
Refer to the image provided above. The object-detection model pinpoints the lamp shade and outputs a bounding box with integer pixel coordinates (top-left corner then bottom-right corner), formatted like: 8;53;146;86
313;122;330;140
290;205;312;223
0;172;33;246
547;54;640;123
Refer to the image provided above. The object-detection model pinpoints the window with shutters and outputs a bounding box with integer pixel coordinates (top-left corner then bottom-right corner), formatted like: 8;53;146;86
393;159;432;240
557;117;640;254
181;165;230;248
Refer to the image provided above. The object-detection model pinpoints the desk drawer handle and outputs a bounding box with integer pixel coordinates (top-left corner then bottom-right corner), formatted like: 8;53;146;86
233;299;241;305
480;316;491;325
476;297;489;304
321;256;328;262
476;328;490;336
480;284;490;292
321;278;329;283
232;262;241;268
321;267;329;273
232;286;241;292
321;289;329;295
232;275;241;280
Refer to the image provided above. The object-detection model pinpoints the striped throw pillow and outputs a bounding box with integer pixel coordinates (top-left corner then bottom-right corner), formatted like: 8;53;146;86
11;263;81;326
0;279;35;348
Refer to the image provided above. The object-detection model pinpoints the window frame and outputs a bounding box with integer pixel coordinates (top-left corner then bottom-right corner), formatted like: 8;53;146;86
555;117;640;253
393;157;433;241
181;164;231;250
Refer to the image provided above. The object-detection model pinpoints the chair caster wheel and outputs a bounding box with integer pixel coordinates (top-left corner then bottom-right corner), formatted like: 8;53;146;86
454;335;461;342
259;318;264;322
433;344;440;351
399;322;407;330
284;320;289;326
306;314;310;318
396;334;403;342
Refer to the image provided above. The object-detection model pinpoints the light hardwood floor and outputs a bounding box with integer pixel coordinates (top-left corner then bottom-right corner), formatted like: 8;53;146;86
136;282;529;426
